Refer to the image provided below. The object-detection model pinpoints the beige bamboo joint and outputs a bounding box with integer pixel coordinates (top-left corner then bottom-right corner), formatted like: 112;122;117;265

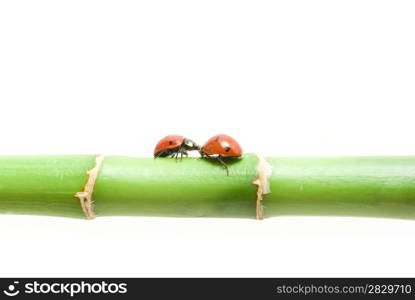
75;155;105;220
252;154;272;220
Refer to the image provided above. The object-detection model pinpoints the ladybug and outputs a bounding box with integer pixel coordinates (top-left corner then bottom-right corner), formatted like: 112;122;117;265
200;134;243;175
154;135;200;159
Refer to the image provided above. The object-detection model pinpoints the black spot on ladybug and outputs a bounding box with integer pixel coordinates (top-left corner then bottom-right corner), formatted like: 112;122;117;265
168;141;173;145
225;146;231;152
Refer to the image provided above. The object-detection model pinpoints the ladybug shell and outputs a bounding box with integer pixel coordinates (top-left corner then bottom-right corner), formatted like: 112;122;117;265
202;134;242;157
154;135;184;156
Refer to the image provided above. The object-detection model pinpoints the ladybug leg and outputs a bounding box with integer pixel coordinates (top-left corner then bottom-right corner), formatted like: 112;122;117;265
216;155;229;176
199;152;228;175
179;149;187;160
176;147;189;161
167;150;175;158
200;152;210;159
154;149;171;159
164;149;176;159
174;147;183;162
180;148;186;160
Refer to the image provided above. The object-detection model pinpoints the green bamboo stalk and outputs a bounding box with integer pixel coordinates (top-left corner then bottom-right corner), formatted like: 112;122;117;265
0;154;415;220
0;155;96;218
264;157;415;220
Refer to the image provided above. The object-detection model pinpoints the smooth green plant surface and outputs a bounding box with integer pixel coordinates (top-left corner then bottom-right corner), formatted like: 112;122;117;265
264;157;415;219
1;154;415;220
0;155;96;218
94;155;258;218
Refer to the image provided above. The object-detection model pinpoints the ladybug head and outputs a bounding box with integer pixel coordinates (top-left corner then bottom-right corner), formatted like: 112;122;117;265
183;138;200;151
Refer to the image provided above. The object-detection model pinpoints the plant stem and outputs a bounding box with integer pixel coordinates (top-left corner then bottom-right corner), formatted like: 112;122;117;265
264;157;415;220
0;155;415;220
94;155;258;218
0;155;96;218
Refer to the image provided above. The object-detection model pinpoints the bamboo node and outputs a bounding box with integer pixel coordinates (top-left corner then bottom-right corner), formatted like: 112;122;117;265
75;155;105;220
252;154;272;220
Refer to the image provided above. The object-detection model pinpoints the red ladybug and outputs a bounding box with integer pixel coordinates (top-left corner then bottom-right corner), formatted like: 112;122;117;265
154;135;200;159
200;134;243;175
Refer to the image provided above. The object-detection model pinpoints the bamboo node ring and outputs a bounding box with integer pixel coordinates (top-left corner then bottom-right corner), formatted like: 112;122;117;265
252;154;272;220
75;155;105;220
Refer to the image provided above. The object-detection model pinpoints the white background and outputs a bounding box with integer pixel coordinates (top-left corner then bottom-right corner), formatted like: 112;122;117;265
0;0;414;277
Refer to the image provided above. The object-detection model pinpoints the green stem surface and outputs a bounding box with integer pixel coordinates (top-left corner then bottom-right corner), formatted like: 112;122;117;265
264;157;415;220
0;155;414;220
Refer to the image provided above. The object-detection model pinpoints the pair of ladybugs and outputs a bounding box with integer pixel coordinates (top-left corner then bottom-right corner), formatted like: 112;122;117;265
154;134;243;175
